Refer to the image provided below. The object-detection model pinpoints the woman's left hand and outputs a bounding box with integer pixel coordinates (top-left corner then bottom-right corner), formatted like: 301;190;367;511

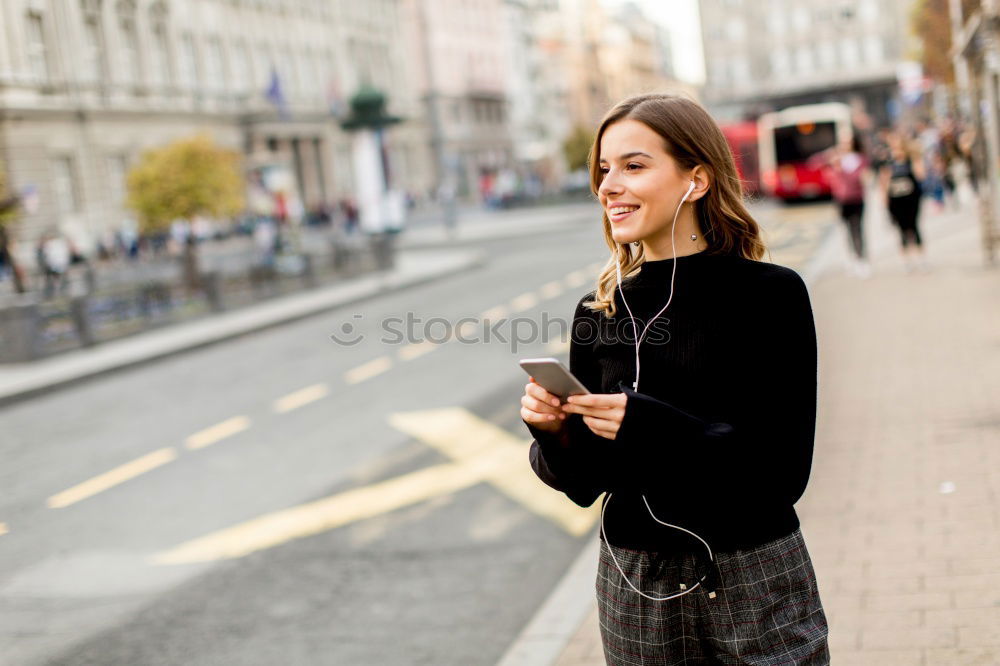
562;392;628;440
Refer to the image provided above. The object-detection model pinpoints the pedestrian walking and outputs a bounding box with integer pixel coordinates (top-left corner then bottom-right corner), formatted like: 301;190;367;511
879;133;929;273
521;93;829;665
810;135;871;278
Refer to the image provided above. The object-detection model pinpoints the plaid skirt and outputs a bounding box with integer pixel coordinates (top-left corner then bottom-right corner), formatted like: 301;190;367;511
596;529;829;665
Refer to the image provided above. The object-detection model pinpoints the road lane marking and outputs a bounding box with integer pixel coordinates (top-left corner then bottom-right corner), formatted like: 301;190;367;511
153;408;597;564
480;305;509;321
457;320;478;340
398;341;437;361
185;416;251;451
273;384;330;414
344;356;392;384
509;292;538;312
0;523;8;535
539;281;564;299
47;447;179;509
151;461;487;564
389;408;598;537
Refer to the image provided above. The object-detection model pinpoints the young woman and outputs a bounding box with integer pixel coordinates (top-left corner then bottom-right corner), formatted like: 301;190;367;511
880;132;929;273
810;135;871;278
521;93;829;665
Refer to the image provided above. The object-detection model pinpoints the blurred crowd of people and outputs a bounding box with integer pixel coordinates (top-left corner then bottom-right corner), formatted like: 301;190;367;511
813;115;977;278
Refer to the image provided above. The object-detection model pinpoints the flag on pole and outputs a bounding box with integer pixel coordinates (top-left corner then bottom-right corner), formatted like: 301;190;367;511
265;67;289;119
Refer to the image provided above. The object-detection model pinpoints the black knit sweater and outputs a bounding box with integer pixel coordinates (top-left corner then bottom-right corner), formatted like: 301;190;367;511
525;251;818;553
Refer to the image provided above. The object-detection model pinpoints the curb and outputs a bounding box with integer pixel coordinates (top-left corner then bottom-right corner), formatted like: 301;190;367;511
0;248;485;407
496;535;600;666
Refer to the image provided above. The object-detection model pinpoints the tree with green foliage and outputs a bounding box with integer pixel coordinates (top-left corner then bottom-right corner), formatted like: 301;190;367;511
127;135;244;287
563;125;595;173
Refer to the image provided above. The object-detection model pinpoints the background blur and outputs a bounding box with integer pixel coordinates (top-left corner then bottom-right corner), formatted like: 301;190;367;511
1;1;998;665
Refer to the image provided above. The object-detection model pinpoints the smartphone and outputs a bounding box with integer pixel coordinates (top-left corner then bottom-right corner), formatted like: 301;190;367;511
519;357;591;402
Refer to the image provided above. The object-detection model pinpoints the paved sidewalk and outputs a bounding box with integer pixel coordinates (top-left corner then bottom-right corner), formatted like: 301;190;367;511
524;197;1000;665
0;247;484;406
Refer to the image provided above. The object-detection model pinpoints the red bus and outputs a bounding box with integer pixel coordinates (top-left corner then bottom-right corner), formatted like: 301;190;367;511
757;103;852;201
719;121;760;196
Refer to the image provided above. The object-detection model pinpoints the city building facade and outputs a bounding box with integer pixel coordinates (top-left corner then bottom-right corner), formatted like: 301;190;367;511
0;0;431;258
698;0;918;124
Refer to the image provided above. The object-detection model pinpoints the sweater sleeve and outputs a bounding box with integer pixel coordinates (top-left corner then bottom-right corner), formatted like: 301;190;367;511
524;296;608;507
613;270;818;506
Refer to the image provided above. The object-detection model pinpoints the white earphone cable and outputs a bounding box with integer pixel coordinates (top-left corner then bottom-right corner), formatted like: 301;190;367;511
606;179;714;602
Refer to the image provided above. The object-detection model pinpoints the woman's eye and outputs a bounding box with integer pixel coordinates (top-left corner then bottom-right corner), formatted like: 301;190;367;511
625;163;642;171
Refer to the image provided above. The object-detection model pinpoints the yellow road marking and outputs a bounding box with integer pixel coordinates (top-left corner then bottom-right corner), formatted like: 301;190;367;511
344;356;392;384
398;341;437;361
565;270;587;287
389;408;598;536
457;320;478;340
153;408;597;565
273;384;329;414
509;292;538;312
185;416;251;451
151;461;487;564
539;281;564;299
0;523;8;535
47;447;178;508
480;305;509;321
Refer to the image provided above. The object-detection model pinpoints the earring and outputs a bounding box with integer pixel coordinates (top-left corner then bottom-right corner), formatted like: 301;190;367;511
690;234;697;241
632;241;641;248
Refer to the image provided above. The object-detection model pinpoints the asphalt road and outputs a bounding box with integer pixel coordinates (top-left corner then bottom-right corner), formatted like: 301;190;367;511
0;200;838;666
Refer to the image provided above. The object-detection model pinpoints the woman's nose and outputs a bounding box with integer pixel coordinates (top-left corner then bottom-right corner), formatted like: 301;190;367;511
599;171;623;197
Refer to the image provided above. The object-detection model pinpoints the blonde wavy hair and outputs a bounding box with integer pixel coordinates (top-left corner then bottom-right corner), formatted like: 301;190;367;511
585;93;767;318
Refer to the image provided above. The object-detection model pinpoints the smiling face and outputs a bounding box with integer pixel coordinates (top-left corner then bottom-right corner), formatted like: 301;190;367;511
597;119;695;249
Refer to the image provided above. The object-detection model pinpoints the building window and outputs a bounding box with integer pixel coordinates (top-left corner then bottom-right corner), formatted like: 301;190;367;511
179;33;199;89
26;12;51;82
818;42;836;70
839;37;859;68
107;155;128;207
205;37;226;91
864;35;883;64
149;19;172;87
232;40;250;92
859;0;879;23
117;3;141;84
770;49;790;76
795;46;814;75
82;14;106;84
52;157;81;214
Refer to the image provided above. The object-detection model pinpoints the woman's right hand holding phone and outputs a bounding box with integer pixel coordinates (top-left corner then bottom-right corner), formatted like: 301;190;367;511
520;377;567;433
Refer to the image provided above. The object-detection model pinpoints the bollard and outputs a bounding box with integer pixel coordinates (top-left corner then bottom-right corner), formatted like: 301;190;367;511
0;297;41;362
69;295;95;347
201;271;224;312
300;253;316;288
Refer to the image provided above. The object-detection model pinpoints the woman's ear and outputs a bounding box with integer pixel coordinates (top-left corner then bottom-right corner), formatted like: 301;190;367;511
688;165;711;203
